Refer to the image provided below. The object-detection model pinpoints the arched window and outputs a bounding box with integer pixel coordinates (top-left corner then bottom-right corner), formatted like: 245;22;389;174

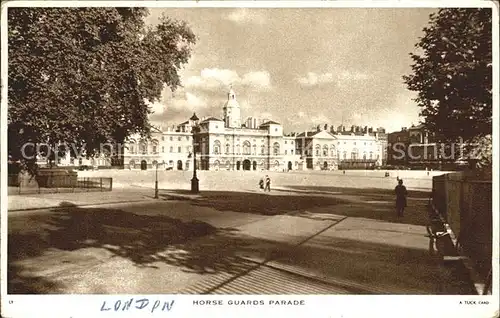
236;144;240;154
315;145;320;156
323;145;328;157
213;140;221;155
273;142;280;156
243;141;251;155
261;145;266;155
252;144;257;155
351;148;358;160
139;141;147;154
226;143;230;154
129;141;136;154
369;152;373;159
151;140;159;154
363;152;367;160
330;145;336;157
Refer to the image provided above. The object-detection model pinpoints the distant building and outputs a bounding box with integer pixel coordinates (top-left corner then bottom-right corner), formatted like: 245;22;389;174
123;88;301;171
387;124;450;169
46;88;387;171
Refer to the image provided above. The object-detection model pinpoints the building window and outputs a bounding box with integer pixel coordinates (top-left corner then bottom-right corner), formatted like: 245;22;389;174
291;150;294;155
291;141;294;145
343;151;347;160
261;145;266;155
236;144;240;154
330;146;335;157
322;145;328;157
275;128;278;132
215;125;219;129
243;141;251;155
273;142;280;156
369;152;373;159
285;141;287;144
162;146;164;153
162;136;165;141
178;137;181;141
170;137;173;141
140;142;147;154
315;145;320;156
226;144;230;154
129;144;135;154
253;144;257;155
177;146;181;153
187;146;191;153
285;150;288;155
351;150;358;160
354;142;356;146
70;157;75;165
152;145;157;153
170;146;173;153
213;140;221;155
363;153;367;160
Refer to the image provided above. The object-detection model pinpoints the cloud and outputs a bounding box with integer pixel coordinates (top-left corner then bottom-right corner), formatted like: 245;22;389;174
296;70;371;87
241;71;271;89
184;68;272;91
287;111;331;128
296;72;335;87
146;100;166;115
170;91;208;111
226;9;266;25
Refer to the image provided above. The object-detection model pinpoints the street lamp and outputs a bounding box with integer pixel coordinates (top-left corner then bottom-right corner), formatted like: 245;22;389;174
154;161;159;199
190;113;200;193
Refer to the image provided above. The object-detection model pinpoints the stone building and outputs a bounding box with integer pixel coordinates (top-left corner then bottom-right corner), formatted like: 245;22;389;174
108;88;387;171
123;88;302;171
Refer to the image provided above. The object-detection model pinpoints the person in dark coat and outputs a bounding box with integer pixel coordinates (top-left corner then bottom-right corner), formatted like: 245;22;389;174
395;179;408;217
264;175;271;192
259;178;264;191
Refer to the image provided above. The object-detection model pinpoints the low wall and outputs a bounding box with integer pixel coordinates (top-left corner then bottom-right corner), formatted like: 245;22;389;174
432;171;492;280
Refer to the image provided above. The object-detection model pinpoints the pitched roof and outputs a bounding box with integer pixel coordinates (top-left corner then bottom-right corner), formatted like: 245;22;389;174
200;117;223;123
260;120;281;126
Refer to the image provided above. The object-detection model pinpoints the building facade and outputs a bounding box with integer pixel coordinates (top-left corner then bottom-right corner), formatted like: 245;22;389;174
123;88;387;171
387;124;446;169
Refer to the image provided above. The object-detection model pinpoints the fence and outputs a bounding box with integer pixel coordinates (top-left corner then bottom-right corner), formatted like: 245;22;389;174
8;174;113;195
431;171;492;292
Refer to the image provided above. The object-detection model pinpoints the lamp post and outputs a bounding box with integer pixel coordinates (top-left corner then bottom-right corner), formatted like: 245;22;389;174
154;161;159;199
190;113;200;193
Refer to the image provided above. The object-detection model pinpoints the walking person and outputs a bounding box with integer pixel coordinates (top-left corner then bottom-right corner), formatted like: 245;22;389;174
395;179;408;217
259;177;264;192
264;175;271;192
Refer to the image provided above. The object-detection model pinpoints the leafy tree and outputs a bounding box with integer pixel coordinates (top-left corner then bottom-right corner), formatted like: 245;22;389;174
8;8;196;173
403;8;492;168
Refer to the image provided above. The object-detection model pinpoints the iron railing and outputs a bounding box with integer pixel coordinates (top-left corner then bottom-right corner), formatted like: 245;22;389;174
8;174;113;195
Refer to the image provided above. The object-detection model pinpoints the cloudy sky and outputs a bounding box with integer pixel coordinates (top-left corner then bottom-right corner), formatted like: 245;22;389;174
145;7;437;133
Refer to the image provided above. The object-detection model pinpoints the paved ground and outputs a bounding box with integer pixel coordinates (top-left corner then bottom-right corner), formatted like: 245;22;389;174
7;183;475;295
77;169;435;192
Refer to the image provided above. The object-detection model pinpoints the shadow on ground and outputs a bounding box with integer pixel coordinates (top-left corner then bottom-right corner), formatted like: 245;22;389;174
163;186;431;226
161;190;350;216
8;202;226;293
8;188;473;295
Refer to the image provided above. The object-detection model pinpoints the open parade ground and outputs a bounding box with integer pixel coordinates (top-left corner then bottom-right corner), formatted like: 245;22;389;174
7;170;476;295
